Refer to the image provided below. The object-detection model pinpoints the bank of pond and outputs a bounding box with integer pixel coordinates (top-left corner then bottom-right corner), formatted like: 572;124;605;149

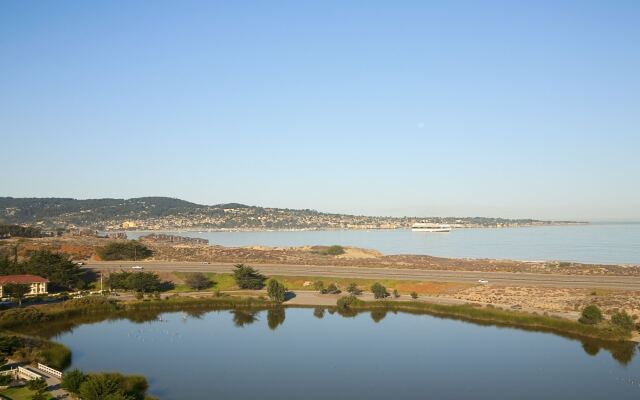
1;296;639;399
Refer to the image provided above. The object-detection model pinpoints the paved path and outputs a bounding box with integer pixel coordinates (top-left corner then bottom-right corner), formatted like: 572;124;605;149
86;261;640;290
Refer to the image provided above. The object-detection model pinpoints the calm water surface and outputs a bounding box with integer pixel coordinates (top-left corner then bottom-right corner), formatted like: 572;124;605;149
123;223;640;264
53;308;640;400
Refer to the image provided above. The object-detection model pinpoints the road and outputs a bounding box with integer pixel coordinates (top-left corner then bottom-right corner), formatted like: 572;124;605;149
85;261;640;291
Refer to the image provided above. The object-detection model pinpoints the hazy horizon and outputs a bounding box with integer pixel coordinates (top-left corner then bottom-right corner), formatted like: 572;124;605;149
2;1;638;221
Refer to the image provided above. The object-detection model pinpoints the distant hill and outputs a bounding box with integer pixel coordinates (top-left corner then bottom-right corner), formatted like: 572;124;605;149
0;196;567;231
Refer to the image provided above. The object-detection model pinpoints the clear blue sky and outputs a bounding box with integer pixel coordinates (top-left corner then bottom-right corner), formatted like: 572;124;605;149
1;1;638;220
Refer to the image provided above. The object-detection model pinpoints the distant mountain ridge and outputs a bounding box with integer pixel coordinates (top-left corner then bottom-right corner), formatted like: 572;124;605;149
0;196;568;230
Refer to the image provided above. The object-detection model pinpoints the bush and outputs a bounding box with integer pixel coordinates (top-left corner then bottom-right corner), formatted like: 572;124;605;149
62;369;86;393
393;289;400;298
611;311;634;332
371;282;389;299
267;279;286;303
579;305;603;325
324;245;346;255
410;291;418;299
321;283;341;295
96;241;152;261
27;377;48;392
185;273;212;291
346;283;362;295
232;264;266;289
336;295;360;310
108;271;164;293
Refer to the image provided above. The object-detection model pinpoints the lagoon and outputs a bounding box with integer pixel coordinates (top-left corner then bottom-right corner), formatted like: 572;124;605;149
53;308;640;400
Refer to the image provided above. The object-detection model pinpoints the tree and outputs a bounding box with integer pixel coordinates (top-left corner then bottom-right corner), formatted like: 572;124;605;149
321;283;341;294
23;250;86;290
96;241;152;261
125;272;162;293
346;283;362;295
79;374;122;400
62;369;87;393
3;283;31;306
579;305;603;325
31;392;49;400
185;273;212;291
27;378;48;393
410;291;418;299
393;289;400;298
371;282;389;299
267;279;286;303
611;311;634;332
232;264;265;289
313;281;324;292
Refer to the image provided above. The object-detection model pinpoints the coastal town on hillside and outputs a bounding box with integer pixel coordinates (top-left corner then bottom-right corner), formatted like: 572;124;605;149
0;197;579;232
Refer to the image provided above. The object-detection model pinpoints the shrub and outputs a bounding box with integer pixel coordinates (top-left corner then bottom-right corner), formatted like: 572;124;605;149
27;377;48;392
371;282;389;299
267;279;286;303
185;273;212;291
346;283;362;295
135;292;144;300
321;283;341;294
336;295;360;310
96;241;152;261
393;289;400;298
324;245;346;255
62;369;87;393
579;305;603;325
611;311;634;332
232;264;266;289
410;291;418;299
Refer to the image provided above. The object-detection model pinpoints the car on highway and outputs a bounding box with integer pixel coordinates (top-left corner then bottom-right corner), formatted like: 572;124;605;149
478;279;489;284
132;265;144;270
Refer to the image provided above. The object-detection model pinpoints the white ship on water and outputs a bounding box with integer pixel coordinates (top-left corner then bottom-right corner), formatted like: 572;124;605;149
411;222;452;232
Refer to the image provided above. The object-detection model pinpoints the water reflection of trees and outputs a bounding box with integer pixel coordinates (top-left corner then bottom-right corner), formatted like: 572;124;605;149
232;310;258;327
20;306;640;366
267;308;286;331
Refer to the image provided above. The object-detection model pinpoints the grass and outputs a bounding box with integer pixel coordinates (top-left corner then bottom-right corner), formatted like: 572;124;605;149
340;298;633;341
0;386;53;400
169;272;469;295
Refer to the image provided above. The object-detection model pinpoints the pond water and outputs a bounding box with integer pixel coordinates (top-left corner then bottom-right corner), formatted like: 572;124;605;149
120;223;640;265
51;308;640;399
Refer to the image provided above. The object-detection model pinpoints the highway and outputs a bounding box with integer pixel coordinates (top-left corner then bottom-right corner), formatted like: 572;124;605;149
84;261;640;291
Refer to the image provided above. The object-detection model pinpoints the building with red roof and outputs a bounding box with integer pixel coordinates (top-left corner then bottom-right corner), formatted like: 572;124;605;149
0;275;48;298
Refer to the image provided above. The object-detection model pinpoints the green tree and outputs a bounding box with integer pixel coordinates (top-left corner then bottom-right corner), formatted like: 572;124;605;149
31;392;49;400
579;305;603;325
393;289;400;298
79;374;123;400
410;291;418;299
3;283;31;306
185;273;212;291
611;311;634;332
313;281;324;291
97;241;152;261
27;378;48;392
23;250;86;290
346;283;362;295
267;279;286;303
62;369;87;393
321;283;341;294
232;264;265;289
371;282;389;299
120;272;162;293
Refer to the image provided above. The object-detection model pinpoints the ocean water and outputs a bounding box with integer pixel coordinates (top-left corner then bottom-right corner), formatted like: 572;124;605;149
122;223;640;265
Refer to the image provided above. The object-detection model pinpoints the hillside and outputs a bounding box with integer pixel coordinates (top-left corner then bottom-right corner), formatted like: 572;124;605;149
0;196;565;231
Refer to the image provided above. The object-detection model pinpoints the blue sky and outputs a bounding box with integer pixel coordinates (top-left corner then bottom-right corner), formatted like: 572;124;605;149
1;1;638;220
